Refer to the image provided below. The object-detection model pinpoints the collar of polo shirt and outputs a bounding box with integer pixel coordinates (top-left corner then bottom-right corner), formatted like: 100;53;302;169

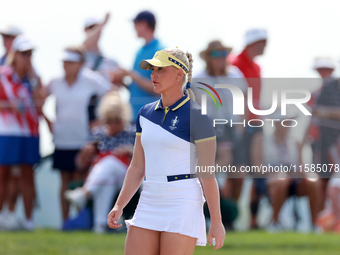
139;51;188;75
154;93;190;111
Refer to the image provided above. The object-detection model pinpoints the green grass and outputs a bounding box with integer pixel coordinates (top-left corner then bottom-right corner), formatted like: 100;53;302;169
1;230;340;255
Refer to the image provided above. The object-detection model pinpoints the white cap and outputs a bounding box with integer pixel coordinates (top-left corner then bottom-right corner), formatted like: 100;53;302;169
0;24;22;37
61;50;82;62
11;35;34;52
313;57;335;70
84;17;103;28
245;29;268;46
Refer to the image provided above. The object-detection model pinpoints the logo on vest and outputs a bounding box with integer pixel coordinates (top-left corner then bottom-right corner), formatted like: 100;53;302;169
170;116;179;130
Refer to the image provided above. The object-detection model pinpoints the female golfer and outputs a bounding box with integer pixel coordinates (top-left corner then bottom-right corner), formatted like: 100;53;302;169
107;48;225;254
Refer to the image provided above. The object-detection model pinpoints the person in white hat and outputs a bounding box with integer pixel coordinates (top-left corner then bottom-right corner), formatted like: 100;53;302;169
82;13;121;127
83;14;106;56
304;57;337;212
0;25;22;66
0;25;24;231
232;28;267;120
232;28;268;229
313;57;335;80
43;45;112;224
313;73;340;231
261;109;322;232
82;13;119;82
232;28;267;82
0;35;42;231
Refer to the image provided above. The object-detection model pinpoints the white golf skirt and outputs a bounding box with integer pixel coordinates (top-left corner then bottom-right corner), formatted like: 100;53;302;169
125;176;207;246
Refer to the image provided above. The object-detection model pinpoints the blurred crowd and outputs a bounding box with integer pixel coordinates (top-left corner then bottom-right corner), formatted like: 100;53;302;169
0;10;339;234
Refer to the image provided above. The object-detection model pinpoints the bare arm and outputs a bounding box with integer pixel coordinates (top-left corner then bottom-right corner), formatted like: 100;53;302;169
314;106;340;121
296;140;310;179
128;71;158;95
40;85;54;133
196;139;225;249
111;67;158;95
83;13;110;52
75;142;97;170
107;135;145;228
32;77;45;116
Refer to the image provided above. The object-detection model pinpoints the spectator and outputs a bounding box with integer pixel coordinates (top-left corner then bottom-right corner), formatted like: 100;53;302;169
314;77;340;168
82;13;120;127
194;40;247;202
313;75;340;218
305;57;336;209
0;24;23;231
232;28;268;229
82;13;120;82
113;10;164;121
307;57;336;154
262;112;322;232
0;35;41;230
43;46;112;224
313;58;339;231
0;25;22;66
313;57;335;80
65;92;135;233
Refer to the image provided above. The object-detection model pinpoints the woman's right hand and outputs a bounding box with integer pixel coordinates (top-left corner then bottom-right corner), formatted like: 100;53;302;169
208;220;225;250
107;206;123;229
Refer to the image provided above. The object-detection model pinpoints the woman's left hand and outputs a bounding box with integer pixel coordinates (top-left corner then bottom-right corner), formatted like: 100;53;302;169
208;220;225;250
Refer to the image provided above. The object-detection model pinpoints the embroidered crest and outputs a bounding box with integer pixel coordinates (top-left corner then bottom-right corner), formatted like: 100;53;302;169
170;116;179;130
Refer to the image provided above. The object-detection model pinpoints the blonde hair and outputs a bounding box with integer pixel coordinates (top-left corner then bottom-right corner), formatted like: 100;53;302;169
97;92;132;124
161;48;195;101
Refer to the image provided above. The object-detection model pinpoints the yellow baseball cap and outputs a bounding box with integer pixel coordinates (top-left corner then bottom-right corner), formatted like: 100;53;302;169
139;51;188;75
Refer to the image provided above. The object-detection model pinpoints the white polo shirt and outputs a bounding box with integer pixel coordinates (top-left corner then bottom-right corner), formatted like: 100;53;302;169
47;67;111;149
136;94;216;177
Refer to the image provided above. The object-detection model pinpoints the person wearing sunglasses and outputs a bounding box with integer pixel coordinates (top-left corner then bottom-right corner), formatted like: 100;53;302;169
0;25;22;66
194;41;248;229
0;35;42;231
